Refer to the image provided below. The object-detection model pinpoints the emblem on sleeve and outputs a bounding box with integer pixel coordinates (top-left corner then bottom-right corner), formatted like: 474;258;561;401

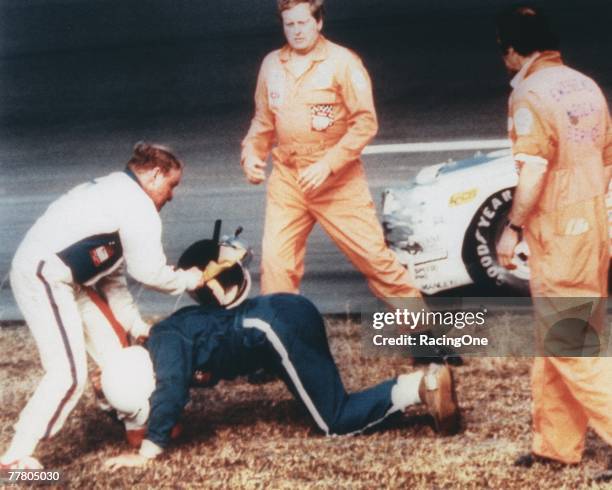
513;108;534;136
90;245;114;266
268;89;283;109
311;104;334;131
267;69;285;108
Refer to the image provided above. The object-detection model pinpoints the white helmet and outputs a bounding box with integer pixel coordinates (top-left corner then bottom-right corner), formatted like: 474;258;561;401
100;346;156;427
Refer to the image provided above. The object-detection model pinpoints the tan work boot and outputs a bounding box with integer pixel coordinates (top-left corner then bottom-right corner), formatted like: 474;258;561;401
418;363;460;435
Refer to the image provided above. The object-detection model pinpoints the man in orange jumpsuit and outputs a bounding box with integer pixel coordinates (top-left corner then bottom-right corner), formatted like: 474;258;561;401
241;0;420;302
495;6;612;480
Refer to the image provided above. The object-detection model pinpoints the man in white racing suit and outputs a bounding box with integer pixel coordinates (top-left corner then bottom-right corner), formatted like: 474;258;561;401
0;142;205;469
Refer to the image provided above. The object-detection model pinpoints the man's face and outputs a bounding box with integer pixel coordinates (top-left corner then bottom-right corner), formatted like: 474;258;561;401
497;36;522;76
146;167;182;211
502;49;520;75
281;3;322;54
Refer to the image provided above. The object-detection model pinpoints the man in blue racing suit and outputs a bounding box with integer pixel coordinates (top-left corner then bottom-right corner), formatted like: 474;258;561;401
102;238;461;469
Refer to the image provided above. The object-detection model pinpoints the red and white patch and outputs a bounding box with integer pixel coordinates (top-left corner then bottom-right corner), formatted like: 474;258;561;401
311;104;334;131
90;245;113;266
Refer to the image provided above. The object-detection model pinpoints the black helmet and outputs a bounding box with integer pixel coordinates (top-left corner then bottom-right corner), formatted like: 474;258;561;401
178;230;252;308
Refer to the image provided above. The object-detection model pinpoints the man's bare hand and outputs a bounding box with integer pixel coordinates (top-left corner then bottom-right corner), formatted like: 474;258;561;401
496;227;520;269
298;161;331;192
104;453;150;471
242;156;267;184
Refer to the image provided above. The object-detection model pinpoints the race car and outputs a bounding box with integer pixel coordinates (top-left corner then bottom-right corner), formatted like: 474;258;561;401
381;148;612;296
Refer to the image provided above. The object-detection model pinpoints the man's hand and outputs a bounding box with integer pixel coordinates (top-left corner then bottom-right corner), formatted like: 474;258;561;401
496;226;520;269
298;161;331;193
104;453;150;471
183;266;206;289
242;156;267;185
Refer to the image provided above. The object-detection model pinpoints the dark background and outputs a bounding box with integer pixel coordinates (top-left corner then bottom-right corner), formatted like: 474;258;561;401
1;0;611;127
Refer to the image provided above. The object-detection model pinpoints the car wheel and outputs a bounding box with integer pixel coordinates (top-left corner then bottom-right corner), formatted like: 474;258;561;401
461;188;530;296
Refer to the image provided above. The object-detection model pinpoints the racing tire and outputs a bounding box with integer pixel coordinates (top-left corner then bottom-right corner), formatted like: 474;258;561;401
461;188;530;296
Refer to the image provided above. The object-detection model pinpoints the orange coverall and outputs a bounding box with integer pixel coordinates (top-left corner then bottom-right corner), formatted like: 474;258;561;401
241;36;419;299
508;51;612;463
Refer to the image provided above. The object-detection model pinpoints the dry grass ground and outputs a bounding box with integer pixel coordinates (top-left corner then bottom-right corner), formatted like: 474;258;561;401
0;318;610;489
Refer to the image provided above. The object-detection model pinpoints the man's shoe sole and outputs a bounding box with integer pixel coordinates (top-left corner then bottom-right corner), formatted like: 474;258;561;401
423;364;460;435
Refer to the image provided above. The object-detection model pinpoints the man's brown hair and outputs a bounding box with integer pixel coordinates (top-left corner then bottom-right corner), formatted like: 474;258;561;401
496;5;559;56
277;0;325;21
127;142;183;174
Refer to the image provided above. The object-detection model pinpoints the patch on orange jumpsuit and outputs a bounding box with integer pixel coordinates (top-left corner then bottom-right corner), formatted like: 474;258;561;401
311;104;334;131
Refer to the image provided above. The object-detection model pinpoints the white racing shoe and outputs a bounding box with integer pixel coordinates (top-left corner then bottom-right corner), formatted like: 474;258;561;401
418;363;461;435
0;456;43;470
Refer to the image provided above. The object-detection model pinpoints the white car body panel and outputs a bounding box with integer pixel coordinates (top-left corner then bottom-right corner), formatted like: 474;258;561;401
382;148;611;294
382;149;518;294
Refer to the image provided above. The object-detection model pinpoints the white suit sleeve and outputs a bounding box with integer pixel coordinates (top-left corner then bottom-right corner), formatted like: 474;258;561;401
119;199;201;295
96;264;151;339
